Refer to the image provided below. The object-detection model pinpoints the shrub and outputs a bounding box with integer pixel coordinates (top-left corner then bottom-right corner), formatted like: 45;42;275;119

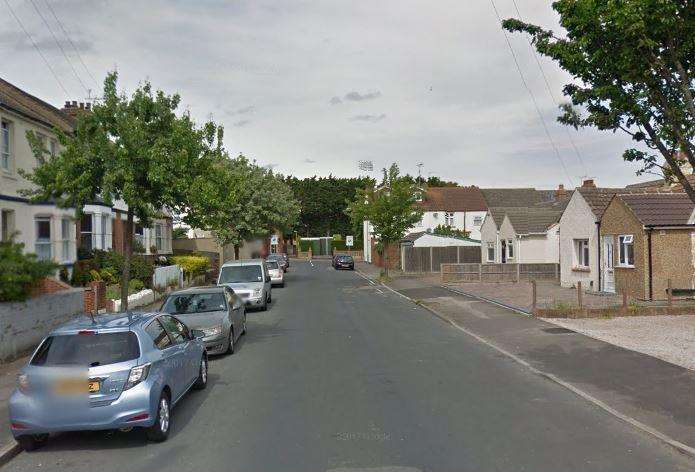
0;240;58;302
170;255;210;278
299;239;312;252
129;279;145;293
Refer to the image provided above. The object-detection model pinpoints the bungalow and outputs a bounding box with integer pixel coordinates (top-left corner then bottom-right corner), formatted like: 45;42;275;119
600;193;695;300
480;187;569;264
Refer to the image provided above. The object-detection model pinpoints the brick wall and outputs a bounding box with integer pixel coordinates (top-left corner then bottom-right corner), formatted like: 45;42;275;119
29;277;72;298
371;240;400;270
650;229;695;300
84;280;107;314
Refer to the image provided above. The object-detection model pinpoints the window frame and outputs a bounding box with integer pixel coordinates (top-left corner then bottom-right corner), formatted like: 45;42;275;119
80;213;93;252
574;239;590;268
444;212;455;227
61;217;72;262
1;209;14;241
486;242;495;262
473;215;483;226
145;318;174;350
1;119;11;171
35;216;52;261
506;239;514;259
618;234;635;267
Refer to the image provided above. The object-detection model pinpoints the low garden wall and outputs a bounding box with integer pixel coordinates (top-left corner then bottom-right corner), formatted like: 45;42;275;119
0;288;85;362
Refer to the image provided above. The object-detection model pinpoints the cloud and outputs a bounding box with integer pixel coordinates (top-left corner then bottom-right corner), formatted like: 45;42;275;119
0;31;94;53
344;90;381;102
303;158;316;163
264;163;279;170
233;119;250;127
351;114;386;123
230;105;255;115
330;91;382;105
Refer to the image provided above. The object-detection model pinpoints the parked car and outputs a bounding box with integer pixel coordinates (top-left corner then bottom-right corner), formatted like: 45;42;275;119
266;260;285;287
266;253;287;272
333;254;355;270
9;313;207;450
160;286;246;355
217;259;272;311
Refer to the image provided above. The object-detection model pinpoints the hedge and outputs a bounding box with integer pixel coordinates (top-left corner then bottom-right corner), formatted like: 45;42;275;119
170;255;210;277
0;240;58;302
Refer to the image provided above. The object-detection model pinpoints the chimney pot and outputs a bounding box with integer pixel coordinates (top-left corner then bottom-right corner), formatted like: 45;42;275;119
64;101;71;108
71;100;77;107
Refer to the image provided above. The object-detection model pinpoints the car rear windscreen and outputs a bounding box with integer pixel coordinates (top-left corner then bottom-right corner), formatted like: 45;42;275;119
338;256;353;261
219;265;263;283
266;261;279;269
30;332;140;367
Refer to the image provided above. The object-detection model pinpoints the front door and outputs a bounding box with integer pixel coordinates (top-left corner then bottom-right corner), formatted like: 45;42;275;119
501;240;507;263
602;235;615;293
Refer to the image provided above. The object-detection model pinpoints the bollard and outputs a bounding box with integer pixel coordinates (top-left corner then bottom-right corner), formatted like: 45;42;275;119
531;280;537;314
667;279;673;307
577;281;583;308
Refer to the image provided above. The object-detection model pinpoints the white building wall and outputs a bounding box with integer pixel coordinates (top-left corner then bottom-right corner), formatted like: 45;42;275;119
479;212;499;263
412;233;480;247
517;225;560;264
559;192;600;290
0;106;77;267
410;210;487;240
498;217;518;263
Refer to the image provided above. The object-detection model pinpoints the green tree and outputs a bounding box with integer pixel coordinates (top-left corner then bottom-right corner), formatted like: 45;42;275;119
21;72;222;309
347;163;423;277
503;1;695;202
432;224;470;239
185;154;300;258
0;239;58;302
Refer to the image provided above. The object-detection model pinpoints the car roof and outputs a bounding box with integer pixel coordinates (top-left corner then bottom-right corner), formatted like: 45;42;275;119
167;286;226;295
50;312;160;335
220;259;265;267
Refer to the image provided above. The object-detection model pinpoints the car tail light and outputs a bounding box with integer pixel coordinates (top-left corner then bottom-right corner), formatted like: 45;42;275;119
11;422;28;430
123;364;151;391
78;330;96;335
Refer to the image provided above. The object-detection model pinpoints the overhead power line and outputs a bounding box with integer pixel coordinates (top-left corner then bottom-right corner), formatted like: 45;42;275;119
510;0;589;178
3;0;69;97
488;0;574;188
27;0;89;94
43;0;98;87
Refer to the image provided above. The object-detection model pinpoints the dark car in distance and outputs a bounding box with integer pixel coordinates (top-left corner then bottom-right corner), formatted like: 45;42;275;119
333;254;355;270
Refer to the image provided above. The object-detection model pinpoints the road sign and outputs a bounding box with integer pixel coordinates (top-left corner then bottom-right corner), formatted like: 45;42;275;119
346;236;354;247
270;235;279;245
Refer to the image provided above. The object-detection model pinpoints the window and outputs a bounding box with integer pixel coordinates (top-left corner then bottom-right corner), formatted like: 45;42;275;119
61;217;72;261
30;332;140;366
35;133;48;163
145;319;173;350
50;139;58;157
134;224;144;250
219;265;263;284
162;293;227;315
574;239;589;268
159;316;188;344
473;216;483;226
35;217;52;261
444;212;454;226
1;120;11;170
507;239;514;259
155;223;163;252
80;213;93;251
101;214;110;250
619;235;634;266
1;209;14;241
487;242;495;262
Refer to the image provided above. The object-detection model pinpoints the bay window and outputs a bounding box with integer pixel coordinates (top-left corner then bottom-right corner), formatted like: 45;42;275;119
35;217;52;261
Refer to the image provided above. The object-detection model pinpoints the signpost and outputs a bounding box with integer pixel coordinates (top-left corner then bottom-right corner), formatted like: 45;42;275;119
346;236;354;247
270;235;279;245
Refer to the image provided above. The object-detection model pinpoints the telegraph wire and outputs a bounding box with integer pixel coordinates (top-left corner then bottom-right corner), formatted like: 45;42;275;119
43;0;98;87
3;0;70;96
510;0;589;179
488;0;574;187
28;0;89;94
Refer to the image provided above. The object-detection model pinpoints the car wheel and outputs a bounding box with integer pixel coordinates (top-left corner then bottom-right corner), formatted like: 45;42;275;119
16;434;48;452
146;392;171;442
193;356;208;390
225;330;235;355
268;291;272;303
241;314;247;335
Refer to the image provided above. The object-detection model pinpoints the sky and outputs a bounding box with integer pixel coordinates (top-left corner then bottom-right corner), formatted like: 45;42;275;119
0;0;655;189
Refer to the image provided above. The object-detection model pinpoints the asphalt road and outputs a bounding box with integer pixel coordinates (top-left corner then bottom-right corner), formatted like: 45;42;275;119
3;261;694;471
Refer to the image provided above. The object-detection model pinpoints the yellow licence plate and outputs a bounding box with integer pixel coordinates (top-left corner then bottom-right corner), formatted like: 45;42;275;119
54;379;100;395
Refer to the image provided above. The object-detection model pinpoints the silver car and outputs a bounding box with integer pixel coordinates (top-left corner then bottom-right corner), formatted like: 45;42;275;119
266;260;285;287
217;259;272;311
9;313;208;451
160;286;246;355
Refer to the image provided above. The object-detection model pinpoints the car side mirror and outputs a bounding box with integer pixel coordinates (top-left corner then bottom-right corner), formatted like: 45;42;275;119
191;329;205;339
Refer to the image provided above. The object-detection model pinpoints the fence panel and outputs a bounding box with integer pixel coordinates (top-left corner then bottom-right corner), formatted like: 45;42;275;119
441;262;559;283
459;246;481;263
153;265;183;290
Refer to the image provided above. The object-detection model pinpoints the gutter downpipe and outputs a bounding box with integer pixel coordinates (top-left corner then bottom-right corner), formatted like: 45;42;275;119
647;227;653;301
596;221;601;292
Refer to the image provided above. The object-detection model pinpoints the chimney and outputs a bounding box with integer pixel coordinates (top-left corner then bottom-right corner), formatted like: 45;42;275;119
582;179;596;188
61;100;93;119
555;183;567;198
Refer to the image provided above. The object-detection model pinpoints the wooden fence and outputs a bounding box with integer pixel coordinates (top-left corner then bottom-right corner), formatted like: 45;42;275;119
401;246;481;273
441;263;559;283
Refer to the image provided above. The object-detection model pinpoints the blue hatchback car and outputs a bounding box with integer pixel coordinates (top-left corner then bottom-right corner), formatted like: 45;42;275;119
9;312;208;451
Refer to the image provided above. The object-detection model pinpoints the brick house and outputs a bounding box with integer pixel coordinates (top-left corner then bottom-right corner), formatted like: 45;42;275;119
600;193;695;300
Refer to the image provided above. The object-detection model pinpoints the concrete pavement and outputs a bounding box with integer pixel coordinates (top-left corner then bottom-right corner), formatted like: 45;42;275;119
3;261;694;471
